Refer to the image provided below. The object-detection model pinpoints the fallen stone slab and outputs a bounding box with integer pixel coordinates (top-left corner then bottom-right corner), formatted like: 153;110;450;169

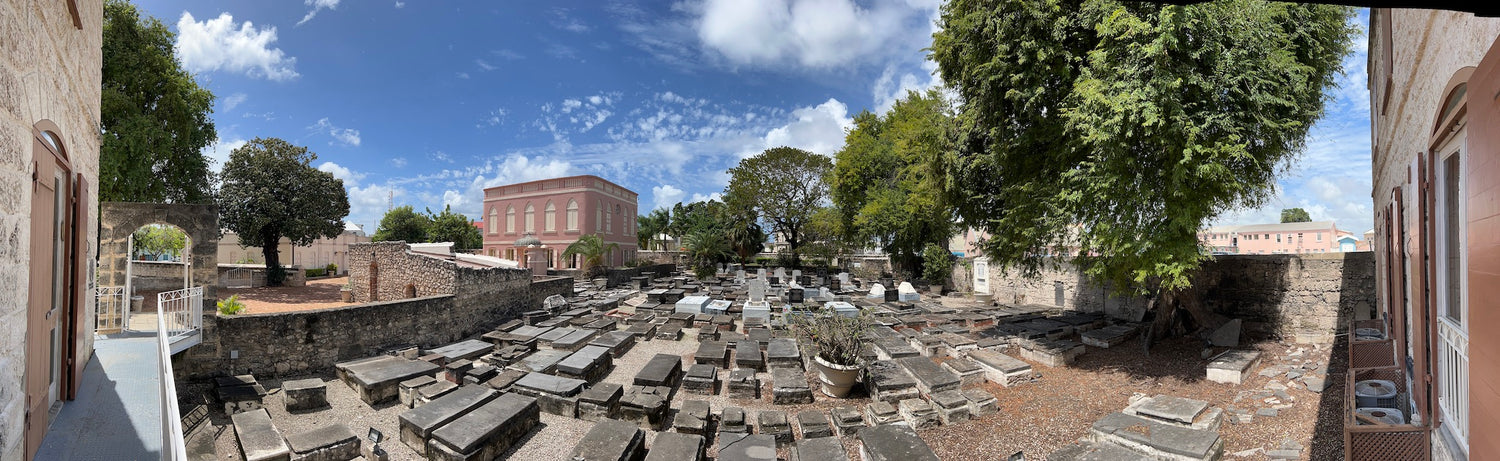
965;349;1034;387
345;357;442;405
398;385;499;456
757;410;793;446
1080;324;1139;349
717;433;777;461
634;353;683;387
285;423;359;461
511;372;587;417
283;378;328;412
720;406;749;433
1088;412;1223;461
673;400;713;435
858;424;941;461
578;382;624;422
727;369;760;400
232;408;291;461
1207;349;1262;385
682;364;719;395
644;432;705;461
930;390;971;424
428;393;540;461
766;338;802;369
896;357;961;396
962;388;998;416
792;436;848;461
569;418;645;461
795;410;833;439
484;368;526;392
771;367;813;404
898;398;940;429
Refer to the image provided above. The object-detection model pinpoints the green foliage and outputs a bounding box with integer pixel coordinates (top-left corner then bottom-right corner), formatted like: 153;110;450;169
562;234;619;275
217;295;246;315
1280;208;1312;223
218;138;350;286
637;209;671;250
684;229;734;279
326;263;338;274
101;0;217;204
373;206;431;243
305;268;327;277
426;205;483;250
921;243;953;286
931;0;1355;294
131;224;187;260
831;89;958;273
754;257;774;266
789;308;871;366
724;147;833;266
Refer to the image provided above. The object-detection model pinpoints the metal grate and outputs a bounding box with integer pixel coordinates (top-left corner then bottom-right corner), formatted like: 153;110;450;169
1345;367;1430;461
1350;339;1396;370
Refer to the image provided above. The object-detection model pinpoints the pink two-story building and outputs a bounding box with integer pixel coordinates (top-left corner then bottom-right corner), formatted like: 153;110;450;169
1198;221;1352;255
480;175;638;269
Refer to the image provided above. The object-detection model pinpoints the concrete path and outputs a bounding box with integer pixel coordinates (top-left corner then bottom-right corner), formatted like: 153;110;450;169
37;335;164;460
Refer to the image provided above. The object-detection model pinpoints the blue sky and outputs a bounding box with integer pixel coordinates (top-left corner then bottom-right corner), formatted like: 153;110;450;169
135;0;1374;235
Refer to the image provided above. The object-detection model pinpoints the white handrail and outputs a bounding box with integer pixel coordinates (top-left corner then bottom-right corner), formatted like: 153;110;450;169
157;287;203;343
156;294;187;460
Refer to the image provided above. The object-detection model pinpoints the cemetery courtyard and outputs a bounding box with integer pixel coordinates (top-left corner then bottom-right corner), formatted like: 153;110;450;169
183;271;1343;461
216;276;352;314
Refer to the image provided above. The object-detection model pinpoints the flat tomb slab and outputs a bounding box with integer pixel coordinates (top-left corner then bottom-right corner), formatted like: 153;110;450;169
1080;324;1138;348
1206;349;1262;385
866;360;919;404
874;338;920;360
427;340;494;362
1128;394;1209;425
554;328;601;351
682;364;718;395
734;340;765;371
556;345;614;382
398;385;499;456
694;341;730;368
858;424;941;461
589;331;638;357
284;423;359;461
673;400;712;435
718;433;777;461
765;338;802;368
508;349;571;374
348;358;442;405
428;393;541;460
644;432;705;461
895;357;961;395
1089;412;1222;460
771;367;813;404
1019;339;1085;367
794;436;849;461
635;353;683;387
232;409;290;461
570;418;645;461
966;349;1034;387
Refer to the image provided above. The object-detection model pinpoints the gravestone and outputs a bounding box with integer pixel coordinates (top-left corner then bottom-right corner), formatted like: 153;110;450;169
866;360;920;403
898;399;940;429
795;410;833;439
397;385;499;456
577;382;624;422
865;401;901;425
930;390;971;424
794;436;848;461
830;406;866;436
544;294;569;312
896;357;961;396
858;424;941;461
727;369;760;399
283;378;327;412
682;364;719;395
735;340;766;371
645;432;705;461
771;367;813;404
569;419;645;461
897;282;920;302
867;284;886;300
758;410;793;445
635;354;683;387
766;338;802;370
285;423;360;461
720;407;749;433
231;409;290;461
962;388;998;416
673;400;712;435
718;433;776;461
511;372;587;417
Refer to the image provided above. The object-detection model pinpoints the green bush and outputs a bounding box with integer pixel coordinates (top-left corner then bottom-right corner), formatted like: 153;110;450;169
921;243;953;286
305;268;327;277
326;263;338;274
754;257;773;266
217;295;246;315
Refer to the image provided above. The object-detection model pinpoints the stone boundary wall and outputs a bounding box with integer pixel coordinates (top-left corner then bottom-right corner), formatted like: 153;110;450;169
529;276;574;309
347;241;457;303
549;263;678;287
982;252;1376;340
130;260;190;292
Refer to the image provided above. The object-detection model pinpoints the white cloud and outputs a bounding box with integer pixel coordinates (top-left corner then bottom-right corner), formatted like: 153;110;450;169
690;192;724;203
203;137;247;174
395;1;405;8
221;92;248;112
310;118;362;147
317;161;364;186
475;59;497;71
493;49;525;60
445;156;575;218
456;72;470;79
761;98;853;156
696;0;935;68
390;157;408;168
652;184;686;211
347;183;404;233
478;108;507;127
176;12;299;81
298;0;341;26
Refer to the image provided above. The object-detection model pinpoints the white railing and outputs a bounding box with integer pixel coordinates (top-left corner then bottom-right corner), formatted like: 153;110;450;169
156;287;203;343
95;286;127;334
1438;319;1469;448
155;295;188;461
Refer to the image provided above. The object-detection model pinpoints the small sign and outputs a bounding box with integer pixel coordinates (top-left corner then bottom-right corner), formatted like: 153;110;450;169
367;427;384;444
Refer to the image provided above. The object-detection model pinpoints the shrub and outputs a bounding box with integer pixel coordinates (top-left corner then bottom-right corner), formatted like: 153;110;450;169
326;263;338;274
754;257;773;266
921;244;953;285
790;308;871;366
305;268;327;277
217;295;246;315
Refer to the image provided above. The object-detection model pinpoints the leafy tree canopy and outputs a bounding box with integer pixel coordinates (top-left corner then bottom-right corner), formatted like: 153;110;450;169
831;89;957;274
637;209;671;250
932;0;1355;305
562;234;619;276
101;0;217;203
724;147;833;265
373;206;431;243
131;224;187;260
1280;207;1313;223
218;138;350;285
426;206;483;250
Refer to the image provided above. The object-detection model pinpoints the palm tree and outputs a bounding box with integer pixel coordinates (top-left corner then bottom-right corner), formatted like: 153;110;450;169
683;229;734;279
637;209;670;250
563;234;619;276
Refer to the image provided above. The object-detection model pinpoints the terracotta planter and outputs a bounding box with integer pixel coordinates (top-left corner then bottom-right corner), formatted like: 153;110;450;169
340;288;353;303
813;356;862;398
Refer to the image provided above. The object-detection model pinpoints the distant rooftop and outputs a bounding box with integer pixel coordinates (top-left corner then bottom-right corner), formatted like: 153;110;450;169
408;242;519;269
1204;221;1339;234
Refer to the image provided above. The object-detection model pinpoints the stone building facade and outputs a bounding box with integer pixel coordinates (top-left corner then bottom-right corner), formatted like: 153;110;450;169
480;175;639;268
0;1;102;458
1367;9;1500;459
218;221;370;273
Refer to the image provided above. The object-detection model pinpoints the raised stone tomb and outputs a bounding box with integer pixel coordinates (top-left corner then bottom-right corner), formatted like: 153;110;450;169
757;410;793;445
232;408;290;461
1019;338;1085;368
509;349;570;374
569;418;645;461
511;372;587;417
1080;324;1139;348
645;432;705;461
795;410;833;439
589;331;638;357
765;338;802;370
672;400;712;435
282;378;327;412
1087;412;1223;461
830;406;865;436
556;345;614;383
428;339;495;362
735;339;766;371
720;407;749;433
1206;349;1262;385
930;390;971;424
727;369;760;400
341;356;442;405
284;423;360;461
427;393;541;461
695;341;730;368
577;382;624;422
794;436;849;461
718;433;777;461
771;367;813;404
866;360;920;403
895;356;961;396
398;385;499;456
634;353;683;387
682;364;719;395
966;349;1035;387
898;398;940;429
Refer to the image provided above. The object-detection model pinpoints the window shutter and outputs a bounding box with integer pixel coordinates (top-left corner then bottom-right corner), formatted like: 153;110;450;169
69;173;89;399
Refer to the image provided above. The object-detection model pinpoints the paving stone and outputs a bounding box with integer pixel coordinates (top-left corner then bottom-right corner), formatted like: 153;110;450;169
792;436;848;461
1206;349;1262;385
1267;449;1301;459
930;390;971;424
858;424;941;461
720;407;749;433
717;433;777;461
284;423;359;461
1257;408;1279;418
771;367;813;404
644;432;705;461
962;388;998;416
866;360;920;403
795;410;834;439
231;409;290;461
898;399;940;429
1303;376;1327;393
398;385;499;456
896;357;961;396
757;410;793;446
766;338;803;369
635;353;683;387
830;406;866;436
727;369;760;399
735;340;766;371
568;418;645;461
578;382;624;422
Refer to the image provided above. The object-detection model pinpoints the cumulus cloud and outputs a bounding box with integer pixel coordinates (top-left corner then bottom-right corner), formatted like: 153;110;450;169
176;12;299;81
317;161;364;186
221;92;248;112
202;137;247;174
347;183;404;232
761;98;853;156
652;184;686;211
696;0;936;68
395;1;405;8
310;118;361;147
298;0;341;26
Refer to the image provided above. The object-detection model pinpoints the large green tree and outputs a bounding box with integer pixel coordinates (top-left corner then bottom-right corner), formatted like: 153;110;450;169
101;0;217;203
831;89;957;274
219;138;350;285
372;206;431;243
1280;208;1312;223
637;209;671;250
426;206;483;250
931;0;1354;332
724;147;833;266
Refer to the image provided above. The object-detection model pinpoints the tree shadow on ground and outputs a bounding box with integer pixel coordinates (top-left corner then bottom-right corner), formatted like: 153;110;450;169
218;280;345;305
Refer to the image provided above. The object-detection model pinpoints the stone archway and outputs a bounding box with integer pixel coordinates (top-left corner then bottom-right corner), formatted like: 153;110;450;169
98;203;220;311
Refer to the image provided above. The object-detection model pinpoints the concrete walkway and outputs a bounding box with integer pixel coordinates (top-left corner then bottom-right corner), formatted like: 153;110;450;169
37;335;163;460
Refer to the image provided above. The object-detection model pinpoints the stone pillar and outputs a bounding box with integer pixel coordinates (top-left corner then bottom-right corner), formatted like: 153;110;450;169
527;247;548;277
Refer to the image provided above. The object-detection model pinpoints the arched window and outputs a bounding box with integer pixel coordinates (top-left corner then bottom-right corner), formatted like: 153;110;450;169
505;206;516;233
524;203;535;233
614;205;622;235
596;202;603;232
544;201;556;232
567;199;579;230
487;207;497;234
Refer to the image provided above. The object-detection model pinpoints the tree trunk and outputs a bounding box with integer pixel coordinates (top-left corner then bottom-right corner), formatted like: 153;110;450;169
261;231;285;286
1147;286;1221;342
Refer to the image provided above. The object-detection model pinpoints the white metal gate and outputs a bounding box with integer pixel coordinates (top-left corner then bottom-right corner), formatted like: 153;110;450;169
1438;319;1469;447
157;286;203;343
95;286;127;334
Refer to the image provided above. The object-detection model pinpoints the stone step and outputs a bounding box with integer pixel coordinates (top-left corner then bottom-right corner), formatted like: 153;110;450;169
1087;412;1223;461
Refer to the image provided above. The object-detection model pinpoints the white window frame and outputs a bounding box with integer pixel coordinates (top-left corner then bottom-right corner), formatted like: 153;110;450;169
1435;127;1469;452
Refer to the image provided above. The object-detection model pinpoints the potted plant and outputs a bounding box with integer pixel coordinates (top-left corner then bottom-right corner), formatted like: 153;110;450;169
790;307;870;398
340;277;353;302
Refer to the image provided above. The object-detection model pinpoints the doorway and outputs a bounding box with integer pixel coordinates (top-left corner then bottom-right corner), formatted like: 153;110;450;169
26;127;78;458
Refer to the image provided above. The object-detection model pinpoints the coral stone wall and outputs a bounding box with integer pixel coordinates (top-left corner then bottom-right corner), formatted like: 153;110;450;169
347;241;458;302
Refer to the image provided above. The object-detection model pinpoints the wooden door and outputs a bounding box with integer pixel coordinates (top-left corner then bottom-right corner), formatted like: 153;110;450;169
26;133;72;458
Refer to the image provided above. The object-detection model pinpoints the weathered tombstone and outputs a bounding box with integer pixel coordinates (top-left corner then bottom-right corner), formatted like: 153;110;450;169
544;294;569;313
427;393;541;461
884;286;900;303
771;367;813;404
867;284;886;300
774;268;787;280
673;400;713;435
794;436;848;461
898;399;940;429
283;378;328;412
830;406;866;436
569;419;645;461
727;369;760;399
577;383;624;422
511;372;588;417
645;432;705;461
758;410;793;446
285;423;360;461
231;408;290;461
858;424;941;461
720;407;749;433
397;385;499;456
795;410;833;439
718;433;776;461
897;282;920;302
